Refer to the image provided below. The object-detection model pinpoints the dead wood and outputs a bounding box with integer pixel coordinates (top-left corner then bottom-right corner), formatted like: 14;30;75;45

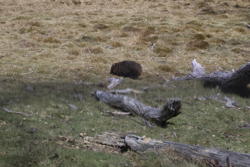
124;134;250;167
107;77;123;89
57;132;127;153
174;60;250;97
102;110;132;116
94;90;181;127
2;107;32;117
62;132;250;167
109;88;143;94
195;94;238;108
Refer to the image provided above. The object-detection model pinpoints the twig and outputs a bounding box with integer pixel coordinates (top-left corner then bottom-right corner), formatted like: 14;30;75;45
195;94;238;108
2;107;32;117
103;110;132;116
109;88;143;94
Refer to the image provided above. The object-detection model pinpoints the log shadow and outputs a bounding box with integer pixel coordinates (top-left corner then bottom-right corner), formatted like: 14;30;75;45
203;81;250;98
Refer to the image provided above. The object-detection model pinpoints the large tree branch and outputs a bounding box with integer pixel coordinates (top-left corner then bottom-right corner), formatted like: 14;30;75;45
94;90;181;127
175;60;250;97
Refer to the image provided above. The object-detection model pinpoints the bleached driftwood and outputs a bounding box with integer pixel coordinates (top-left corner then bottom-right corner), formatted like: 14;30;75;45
175;60;250;97
173;59;206;80
94;90;181;127
107;78;123;89
66;132;250;167
125;134;250;167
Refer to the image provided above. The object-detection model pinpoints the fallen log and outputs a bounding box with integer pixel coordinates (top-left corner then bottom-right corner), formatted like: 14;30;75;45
61;132;250;167
125;134;250;167
94;90;181;127
174;60;250;97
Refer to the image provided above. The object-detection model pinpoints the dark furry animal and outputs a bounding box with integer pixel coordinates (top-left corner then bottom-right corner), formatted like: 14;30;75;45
110;61;142;79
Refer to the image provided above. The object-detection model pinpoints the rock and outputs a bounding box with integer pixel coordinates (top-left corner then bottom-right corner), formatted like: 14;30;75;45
110;61;142;79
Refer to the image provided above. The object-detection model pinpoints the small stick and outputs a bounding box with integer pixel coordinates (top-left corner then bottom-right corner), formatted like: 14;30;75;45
103;110;132;116
2;107;31;117
109;88;143;94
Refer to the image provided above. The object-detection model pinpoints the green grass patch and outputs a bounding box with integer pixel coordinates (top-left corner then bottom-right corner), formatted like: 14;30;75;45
0;77;249;166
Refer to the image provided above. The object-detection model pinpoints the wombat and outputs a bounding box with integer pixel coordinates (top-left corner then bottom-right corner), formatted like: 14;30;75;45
110;60;142;79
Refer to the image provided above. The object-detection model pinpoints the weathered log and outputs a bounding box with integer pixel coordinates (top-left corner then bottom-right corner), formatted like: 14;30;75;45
94;90;181;127
63;132;250;167
219;63;250;97
175;60;250;97
125;134;250;167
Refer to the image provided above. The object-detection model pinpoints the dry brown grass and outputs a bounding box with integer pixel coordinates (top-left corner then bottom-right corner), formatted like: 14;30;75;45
0;0;249;81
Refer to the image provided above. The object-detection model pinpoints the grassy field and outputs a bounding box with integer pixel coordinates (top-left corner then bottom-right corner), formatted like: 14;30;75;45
0;0;250;166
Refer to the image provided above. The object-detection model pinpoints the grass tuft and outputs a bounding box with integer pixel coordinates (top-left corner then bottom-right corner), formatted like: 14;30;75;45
43;37;61;44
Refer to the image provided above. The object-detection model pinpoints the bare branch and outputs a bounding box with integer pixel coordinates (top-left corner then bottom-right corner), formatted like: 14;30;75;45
174;60;250;97
94;90;181;127
2;107;32;117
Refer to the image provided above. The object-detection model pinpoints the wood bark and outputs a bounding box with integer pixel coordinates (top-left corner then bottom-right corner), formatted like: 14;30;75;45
94;90;181;127
124;134;250;167
175;60;250;97
71;132;250;167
